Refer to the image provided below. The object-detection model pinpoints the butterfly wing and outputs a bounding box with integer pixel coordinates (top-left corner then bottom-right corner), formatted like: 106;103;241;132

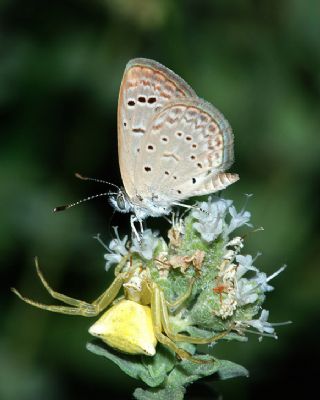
118;58;197;199
133;98;238;209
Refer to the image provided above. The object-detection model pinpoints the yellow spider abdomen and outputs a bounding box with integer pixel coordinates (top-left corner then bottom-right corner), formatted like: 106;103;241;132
89;299;157;356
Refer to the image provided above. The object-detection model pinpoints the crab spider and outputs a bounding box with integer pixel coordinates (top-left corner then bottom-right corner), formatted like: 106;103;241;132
12;256;231;364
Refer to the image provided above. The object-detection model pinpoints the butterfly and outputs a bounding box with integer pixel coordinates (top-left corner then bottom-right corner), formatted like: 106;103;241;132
109;58;238;234
54;58;238;237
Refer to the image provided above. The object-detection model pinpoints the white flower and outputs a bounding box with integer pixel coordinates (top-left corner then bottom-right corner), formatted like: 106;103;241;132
193;219;224;243
103;227;128;271
246;309;275;335
131;229;160;260
192;197;232;242
236;254;259;279
254;265;286;292
226;205;252;235
255;272;274;292
236;278;259;305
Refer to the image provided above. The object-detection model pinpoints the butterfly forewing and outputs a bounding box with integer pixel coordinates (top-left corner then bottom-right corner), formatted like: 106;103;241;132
134;98;237;204
118;58;197;199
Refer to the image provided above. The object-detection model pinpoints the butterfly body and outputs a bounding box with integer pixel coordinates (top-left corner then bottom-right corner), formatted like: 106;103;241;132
109;187;171;220
114;58;239;226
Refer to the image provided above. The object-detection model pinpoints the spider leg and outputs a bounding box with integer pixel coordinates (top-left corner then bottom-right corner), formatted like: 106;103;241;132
151;286;210;364
160;290;232;344
33;257;88;307
11;289;97;316
165;278;195;309
12;257;126;317
114;253;130;275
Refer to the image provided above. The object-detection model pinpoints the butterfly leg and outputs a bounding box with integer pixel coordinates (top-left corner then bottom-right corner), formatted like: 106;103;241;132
172;202;209;216
130;214;142;243
139;219;144;233
12;257;125;316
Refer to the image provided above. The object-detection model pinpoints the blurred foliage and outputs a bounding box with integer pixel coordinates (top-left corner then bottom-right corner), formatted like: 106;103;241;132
1;0;319;399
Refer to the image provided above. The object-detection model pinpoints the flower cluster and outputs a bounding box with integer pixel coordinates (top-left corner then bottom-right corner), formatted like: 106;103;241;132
192;195;252;241
101;196;284;338
91;195;288;400
96;227;162;271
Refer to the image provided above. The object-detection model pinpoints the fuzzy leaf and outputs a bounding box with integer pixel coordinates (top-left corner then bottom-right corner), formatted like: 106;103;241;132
87;341;175;387
216;359;249;380
167;355;220;387
141;344;176;386
134;386;186;400
87;341;149;381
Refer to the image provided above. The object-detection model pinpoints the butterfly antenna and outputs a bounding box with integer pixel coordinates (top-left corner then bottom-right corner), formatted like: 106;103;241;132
54;192;118;212
75;172;120;190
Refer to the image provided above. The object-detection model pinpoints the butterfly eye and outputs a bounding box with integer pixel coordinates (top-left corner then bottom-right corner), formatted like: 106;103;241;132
116;194;126;210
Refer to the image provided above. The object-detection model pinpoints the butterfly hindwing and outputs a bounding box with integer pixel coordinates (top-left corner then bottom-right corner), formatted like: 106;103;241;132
133;98;237;204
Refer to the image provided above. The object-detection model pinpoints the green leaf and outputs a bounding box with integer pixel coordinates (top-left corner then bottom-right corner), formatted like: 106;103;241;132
167;355;220;387
87;341;176;387
141;344;176;387
87;341;149;381
134;386;186;400
216;359;249;380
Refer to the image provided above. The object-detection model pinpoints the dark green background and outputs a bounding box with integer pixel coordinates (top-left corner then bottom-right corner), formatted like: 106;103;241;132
1;1;319;399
